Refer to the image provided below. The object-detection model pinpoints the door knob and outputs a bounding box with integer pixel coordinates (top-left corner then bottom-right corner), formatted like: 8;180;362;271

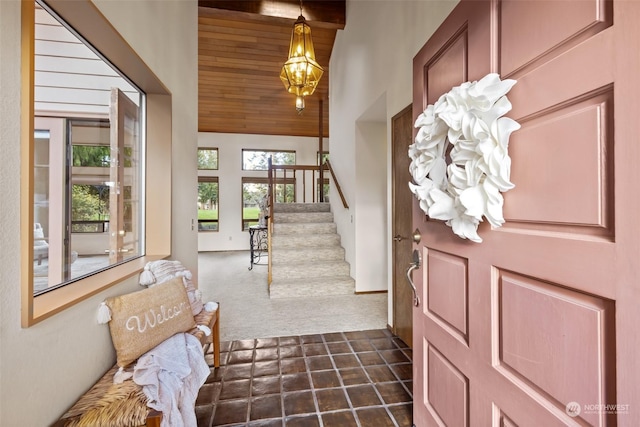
394;228;422;244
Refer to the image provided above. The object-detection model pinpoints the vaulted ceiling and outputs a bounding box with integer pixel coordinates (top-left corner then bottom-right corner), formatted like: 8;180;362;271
198;1;345;138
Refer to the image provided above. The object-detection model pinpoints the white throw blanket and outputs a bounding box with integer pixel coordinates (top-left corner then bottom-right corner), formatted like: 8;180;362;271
133;333;210;427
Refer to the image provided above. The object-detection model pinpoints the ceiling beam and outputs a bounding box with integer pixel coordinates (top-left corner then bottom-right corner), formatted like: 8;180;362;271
198;0;345;29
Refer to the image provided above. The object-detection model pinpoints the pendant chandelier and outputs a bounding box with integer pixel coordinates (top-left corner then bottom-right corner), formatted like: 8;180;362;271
279;1;324;113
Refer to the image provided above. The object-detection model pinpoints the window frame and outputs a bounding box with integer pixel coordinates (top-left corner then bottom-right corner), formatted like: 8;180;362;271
21;0;172;327
241;177;295;230
317;150;329;165
197;176;219;232
241;149;296;171
197;147;219;170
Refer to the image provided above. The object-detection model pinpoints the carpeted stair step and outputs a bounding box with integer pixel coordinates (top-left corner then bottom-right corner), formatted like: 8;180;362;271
269;276;355;298
269;203;354;298
274;222;337;235
271;260;351;282
272;233;341;249
271;247;346;265
275;212;334;224
274;203;330;213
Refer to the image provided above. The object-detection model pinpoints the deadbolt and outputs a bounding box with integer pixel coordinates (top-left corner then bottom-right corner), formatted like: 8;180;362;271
393;228;421;244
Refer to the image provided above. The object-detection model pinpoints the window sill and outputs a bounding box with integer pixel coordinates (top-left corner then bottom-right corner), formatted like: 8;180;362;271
28;254;168;326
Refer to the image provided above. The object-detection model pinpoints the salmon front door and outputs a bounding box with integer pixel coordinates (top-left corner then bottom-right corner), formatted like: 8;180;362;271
411;0;639;425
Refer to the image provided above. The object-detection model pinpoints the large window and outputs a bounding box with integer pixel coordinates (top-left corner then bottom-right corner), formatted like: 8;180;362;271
242;149;295;170
22;0;173;327
242;178;295;230
198;177;219;232
31;4;144;296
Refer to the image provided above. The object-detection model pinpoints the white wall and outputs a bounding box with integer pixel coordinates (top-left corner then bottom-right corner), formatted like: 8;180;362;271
0;1;198;425
92;0;200;275
198;132;329;252
329;0;458;318
355;119;387;291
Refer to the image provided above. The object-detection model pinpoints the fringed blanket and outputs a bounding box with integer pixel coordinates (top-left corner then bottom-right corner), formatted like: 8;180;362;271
133;333;210;427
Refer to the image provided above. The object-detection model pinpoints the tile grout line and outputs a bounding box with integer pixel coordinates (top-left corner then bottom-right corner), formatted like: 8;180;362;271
358;334;402;427
245;340;256;425
207;331;412;427
320;332;358;427
278;336;286;427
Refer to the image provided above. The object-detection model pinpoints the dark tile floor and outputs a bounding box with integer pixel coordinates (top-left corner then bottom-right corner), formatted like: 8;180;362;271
197;329;413;427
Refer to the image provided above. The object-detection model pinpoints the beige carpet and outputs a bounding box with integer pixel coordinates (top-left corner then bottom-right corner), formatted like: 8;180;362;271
197;251;388;342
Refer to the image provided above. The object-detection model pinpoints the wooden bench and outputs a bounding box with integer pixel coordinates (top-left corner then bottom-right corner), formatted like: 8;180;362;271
53;305;220;427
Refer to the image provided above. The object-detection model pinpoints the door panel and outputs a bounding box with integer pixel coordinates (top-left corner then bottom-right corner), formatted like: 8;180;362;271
500;0;612;76
505;88;614;233
425;31;468;105
496;271;615;427
412;0;638;425
426;249;468;345
426;343;469;426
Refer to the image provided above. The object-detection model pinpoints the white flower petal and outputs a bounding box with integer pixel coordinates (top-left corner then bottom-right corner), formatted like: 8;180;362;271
419;199;430;216
427;189;457;221
485;192;505;227
409;180;434;201
414;105;436;128
450;216;483;243
494;117;521;150
471;74;517;105
448;164;467;190
429;157;447;188
459;186;486;219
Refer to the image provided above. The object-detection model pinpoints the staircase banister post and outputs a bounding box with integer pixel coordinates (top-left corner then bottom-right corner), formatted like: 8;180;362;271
268;156;274;221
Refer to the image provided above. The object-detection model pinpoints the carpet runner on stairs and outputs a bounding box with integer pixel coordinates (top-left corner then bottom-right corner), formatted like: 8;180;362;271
269;203;355;298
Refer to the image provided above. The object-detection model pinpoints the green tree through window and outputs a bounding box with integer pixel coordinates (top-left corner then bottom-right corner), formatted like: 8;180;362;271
198;177;218;231
72;145;109;167
198;148;218;170
242;150;295;170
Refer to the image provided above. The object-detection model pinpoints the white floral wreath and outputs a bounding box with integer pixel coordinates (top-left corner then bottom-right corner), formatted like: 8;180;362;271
409;73;520;243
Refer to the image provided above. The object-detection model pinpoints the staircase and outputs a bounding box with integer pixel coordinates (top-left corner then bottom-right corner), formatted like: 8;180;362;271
269;203;355;298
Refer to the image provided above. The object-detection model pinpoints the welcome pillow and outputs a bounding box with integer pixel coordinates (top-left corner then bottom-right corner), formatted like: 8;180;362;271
105;277;196;367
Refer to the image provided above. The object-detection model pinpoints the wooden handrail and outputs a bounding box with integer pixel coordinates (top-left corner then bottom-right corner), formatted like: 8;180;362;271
324;159;349;209
268;164;319;171
267;157;350;215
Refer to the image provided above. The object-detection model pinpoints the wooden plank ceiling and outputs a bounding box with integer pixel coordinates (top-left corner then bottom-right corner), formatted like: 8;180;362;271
198;1;345;137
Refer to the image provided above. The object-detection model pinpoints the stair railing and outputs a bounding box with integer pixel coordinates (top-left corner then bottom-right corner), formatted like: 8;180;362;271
267;215;273;286
323;159;349;209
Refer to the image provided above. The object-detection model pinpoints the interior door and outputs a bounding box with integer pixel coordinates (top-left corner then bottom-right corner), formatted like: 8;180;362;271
412;0;639;425
392;104;415;347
